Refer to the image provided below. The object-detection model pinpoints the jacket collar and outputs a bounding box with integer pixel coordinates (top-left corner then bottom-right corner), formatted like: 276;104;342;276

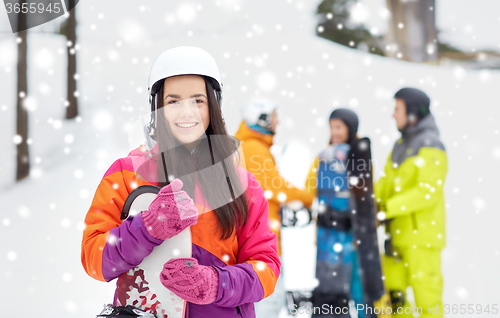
234;121;274;147
401;114;440;141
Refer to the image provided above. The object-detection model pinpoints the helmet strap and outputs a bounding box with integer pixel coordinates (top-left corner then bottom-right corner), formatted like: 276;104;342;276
146;93;158;141
214;88;222;107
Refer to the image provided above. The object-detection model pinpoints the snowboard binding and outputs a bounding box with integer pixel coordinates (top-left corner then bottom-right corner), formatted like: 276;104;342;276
286;291;313;315
281;206;313;227
317;205;352;231
286;290;351;317
96;304;157;318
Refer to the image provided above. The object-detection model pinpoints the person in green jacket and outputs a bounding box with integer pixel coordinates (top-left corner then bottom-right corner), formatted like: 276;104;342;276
375;88;447;318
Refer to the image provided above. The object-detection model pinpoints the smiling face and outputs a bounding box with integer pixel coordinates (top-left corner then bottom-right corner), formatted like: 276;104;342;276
162;75;210;148
329;118;349;144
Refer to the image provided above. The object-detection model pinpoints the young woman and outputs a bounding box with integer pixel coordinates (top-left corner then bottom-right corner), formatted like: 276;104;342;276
305;108;364;317
81;46;280;318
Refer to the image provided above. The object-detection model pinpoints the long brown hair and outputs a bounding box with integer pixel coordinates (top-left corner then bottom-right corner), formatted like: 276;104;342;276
154;76;249;240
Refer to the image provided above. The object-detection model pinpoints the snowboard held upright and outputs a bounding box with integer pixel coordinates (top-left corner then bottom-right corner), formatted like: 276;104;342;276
348;138;391;318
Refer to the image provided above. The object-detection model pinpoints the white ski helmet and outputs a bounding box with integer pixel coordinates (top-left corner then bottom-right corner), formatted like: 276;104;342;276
148;46;222;95
146;46;223;140
242;98;278;132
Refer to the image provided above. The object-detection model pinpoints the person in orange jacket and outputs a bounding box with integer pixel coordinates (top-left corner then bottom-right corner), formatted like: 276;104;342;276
234;98;314;317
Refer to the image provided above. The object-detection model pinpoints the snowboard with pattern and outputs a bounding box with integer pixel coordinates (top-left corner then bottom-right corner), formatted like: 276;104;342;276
116;185;192;318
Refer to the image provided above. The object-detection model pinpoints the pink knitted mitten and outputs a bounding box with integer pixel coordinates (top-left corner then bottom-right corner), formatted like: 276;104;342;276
142;179;198;240
160;258;219;305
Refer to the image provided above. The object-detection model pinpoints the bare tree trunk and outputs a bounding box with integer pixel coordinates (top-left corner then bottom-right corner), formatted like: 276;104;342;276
65;1;78;119
16;1;29;181
385;0;406;59
385;0;438;62
420;0;438;61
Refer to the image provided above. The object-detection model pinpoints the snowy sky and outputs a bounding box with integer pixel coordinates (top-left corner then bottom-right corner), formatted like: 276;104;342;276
1;0;499;51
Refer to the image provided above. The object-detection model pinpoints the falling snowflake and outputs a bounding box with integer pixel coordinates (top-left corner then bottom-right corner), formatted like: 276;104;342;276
256;71;277;91
76;222;86;231
18;206;30;219
376;212;386;221
120;21;146;43
12;135;22;145
107;234;118;245
176;3;197;23
107;50;120;62
455;287;468;299
479;70;491;82
34;48;55;70
52;119;63;129
380;135;390;145
64;134;74;144
493;148;500;159
349;176;359;186
38;82;51;95
61;218;71;228
277;192;287;202
333;243;343;252
256;262;266;271
62;272;72;283
315;117;325;127
80;189;89;199
264;190;273;199
7;251;17;261
472;197;486;210
74;169;84;179
23;96;37;112
271;220;281;231
92;111;114;131
350;3;369;24
30;167;43;179
65;300;78;313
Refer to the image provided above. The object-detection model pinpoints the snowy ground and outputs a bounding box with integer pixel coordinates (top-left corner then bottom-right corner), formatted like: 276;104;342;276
1;1;500;317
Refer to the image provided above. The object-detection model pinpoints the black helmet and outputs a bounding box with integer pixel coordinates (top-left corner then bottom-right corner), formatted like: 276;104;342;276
394;87;431;121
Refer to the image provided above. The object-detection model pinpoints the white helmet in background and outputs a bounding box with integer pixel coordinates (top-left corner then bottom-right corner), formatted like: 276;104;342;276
146;46;223;140
242;98;278;132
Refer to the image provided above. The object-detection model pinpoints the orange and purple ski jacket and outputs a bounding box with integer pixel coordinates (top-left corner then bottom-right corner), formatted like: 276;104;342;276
81;145;281;318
